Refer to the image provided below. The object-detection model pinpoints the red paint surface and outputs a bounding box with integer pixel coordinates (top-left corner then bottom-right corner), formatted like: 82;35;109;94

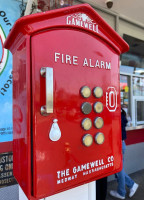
0;142;13;153
126;129;144;145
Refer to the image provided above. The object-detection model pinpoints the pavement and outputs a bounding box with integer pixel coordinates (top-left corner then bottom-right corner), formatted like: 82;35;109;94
106;169;144;200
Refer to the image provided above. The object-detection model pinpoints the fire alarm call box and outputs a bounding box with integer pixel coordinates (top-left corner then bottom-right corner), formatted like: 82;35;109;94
4;4;129;200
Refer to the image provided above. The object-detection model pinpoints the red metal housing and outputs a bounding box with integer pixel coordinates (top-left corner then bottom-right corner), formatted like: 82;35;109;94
4;4;129;200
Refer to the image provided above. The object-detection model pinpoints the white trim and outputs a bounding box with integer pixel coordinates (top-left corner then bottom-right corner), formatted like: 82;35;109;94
19;186;28;200
120;72;144;78
88;181;96;200
18;182;96;200
134;97;144;126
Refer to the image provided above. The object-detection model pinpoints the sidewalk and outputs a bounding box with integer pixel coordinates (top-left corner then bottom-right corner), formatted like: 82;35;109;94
107;169;144;200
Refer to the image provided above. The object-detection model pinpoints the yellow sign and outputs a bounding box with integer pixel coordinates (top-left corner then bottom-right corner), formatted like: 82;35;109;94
125;86;129;93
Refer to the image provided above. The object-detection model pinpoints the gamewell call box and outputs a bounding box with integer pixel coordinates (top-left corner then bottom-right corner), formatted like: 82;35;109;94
4;4;129;200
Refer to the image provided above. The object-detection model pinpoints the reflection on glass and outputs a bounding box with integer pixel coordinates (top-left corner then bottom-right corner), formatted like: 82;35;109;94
133;77;144;96
120;75;132;126
120;35;144;126
121;54;144;75
134;68;144;75
136;101;144;124
120;65;134;74
120;75;129;106
121;35;144;75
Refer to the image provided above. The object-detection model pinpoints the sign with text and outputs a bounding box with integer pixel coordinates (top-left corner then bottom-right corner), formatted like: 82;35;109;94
0;0;21;142
0;152;17;187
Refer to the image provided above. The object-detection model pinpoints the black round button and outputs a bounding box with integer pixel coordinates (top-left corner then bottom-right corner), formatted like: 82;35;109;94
81;102;92;115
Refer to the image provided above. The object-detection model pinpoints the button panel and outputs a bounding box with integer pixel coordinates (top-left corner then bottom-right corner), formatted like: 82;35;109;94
80;86;105;146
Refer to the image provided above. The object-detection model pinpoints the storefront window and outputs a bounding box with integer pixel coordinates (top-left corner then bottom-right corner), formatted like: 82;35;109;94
136;101;144;125
121;54;144;75
133;77;144;96
120;75;132;126
120;34;144;127
121;34;144;75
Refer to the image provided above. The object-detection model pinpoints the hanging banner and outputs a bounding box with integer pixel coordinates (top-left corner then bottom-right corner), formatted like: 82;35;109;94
0;0;22;142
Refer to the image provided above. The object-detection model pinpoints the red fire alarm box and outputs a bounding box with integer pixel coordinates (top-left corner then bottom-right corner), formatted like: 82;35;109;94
4;4;129;200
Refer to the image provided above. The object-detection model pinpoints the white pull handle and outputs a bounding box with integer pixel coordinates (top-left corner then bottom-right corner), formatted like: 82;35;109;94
40;67;53;116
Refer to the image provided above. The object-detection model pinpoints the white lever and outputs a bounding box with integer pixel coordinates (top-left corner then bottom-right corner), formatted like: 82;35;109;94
49;119;61;141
